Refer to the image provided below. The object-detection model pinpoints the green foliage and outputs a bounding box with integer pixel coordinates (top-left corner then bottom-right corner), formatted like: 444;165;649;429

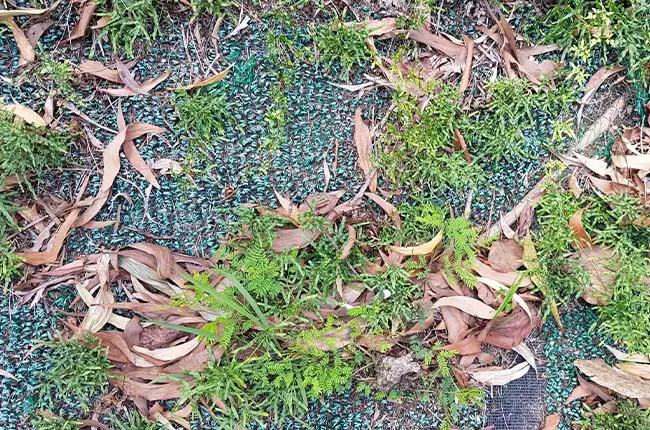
170;351;353;427
31;415;82;430
543;0;650;85
379;84;484;192
96;0;162;57
576;399;650;430
0;240;23;292
533;180;589;305
0;110;70;188
431;346;485;429
470;78;575;160
313;18;371;79
107;410;165;430
34;54;79;102
190;0;232;18
37;335;111;412
396;0;431;29
174;89;233;144
385;203;479;288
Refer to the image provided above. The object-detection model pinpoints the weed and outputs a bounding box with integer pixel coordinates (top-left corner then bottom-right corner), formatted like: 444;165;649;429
96;0;162;58
31;414;82;430
543;0;650;85
379;84;484;192
37;335;111;412
0;109;70;189
313;18;372;80
396;0;431;30
470;78;575;160
190;0;232;19
0;240;23;292
174;89;233;145
575;399;650;430
34;54;80;103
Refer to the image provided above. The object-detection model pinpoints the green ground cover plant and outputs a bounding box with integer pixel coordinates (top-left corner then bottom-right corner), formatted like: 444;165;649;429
534;175;650;354
31;414;82;430
576;399;650;429
543;0;650;85
96;0;162;57
313;18;371;80
37;336;111;412
379;83;484;193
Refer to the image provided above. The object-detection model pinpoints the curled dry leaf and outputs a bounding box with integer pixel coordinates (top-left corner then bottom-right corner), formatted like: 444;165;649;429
472;259;532;288
68;1;97;41
488;239;524;272
77;283;115;333
477;277;533;322
605;345;650;364
77;60;127;83
580;65;626;105
389;230;443;256
102;71;171;97
433;296;496;319
470;361;530;386
512;342;537;372
133;337;200;362
575;359;650;399
354;107;376;192
111;378;182;401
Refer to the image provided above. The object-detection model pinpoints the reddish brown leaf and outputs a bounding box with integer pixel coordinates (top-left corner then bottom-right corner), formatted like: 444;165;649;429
26;20;54;47
68;1;96;41
77;60;124;83
488;239;524;272
407;27;467;66
569;208;593;246
339;225;357;260
458;36;474;93
542;414;560;430
440;306;468;343
16;209;80;265
140;325;184;350
122;140;161;189
101;71;170;97
481;307;539;349
1;17;35;64
443;335;481;355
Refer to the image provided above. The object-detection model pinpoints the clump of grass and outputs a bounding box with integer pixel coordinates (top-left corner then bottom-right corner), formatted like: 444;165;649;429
37;335;112;412
107;410;165;430
378;83;484;193
174;89;233;145
543;0;650;85
0;240;23;292
96;0;161;57
313;18;372;80
32;414;82;430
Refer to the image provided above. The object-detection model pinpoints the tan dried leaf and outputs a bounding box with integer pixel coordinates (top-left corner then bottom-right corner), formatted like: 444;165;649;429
577;246;616;305
470;362;530;386
575;359;650;399
389;230;443;256
488;239;523;272
433;296;496;319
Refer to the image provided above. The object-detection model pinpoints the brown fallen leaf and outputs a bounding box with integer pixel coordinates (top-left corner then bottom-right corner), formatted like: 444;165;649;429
439;306;468;343
365;192;401;229
111;378;182;401
580;65;626;105
433;296;496;319
488;239;523;272
617;362;650;380
347;17;397;37
408;27;467;68
611;154;650;171
605;345;650;364
443;335;481;355
339;225;356;260
569;208;593;247
0;0;60;17
271;228;320;252
75;122;166;227
470;361;530;386
26;20;54;47
481;307;539;349
543;413;560;430
0;368;17;381
1;17;36;64
133;337;200;362
354;107;376;192
472;259;531;288
458;35;474;93
16;209;80;265
577;246;616;305
68;0;97;41
101;71;170;97
77;60;126;83
575;359;650;399
2;103;46;127
122;141;161;189
170;65;232;91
